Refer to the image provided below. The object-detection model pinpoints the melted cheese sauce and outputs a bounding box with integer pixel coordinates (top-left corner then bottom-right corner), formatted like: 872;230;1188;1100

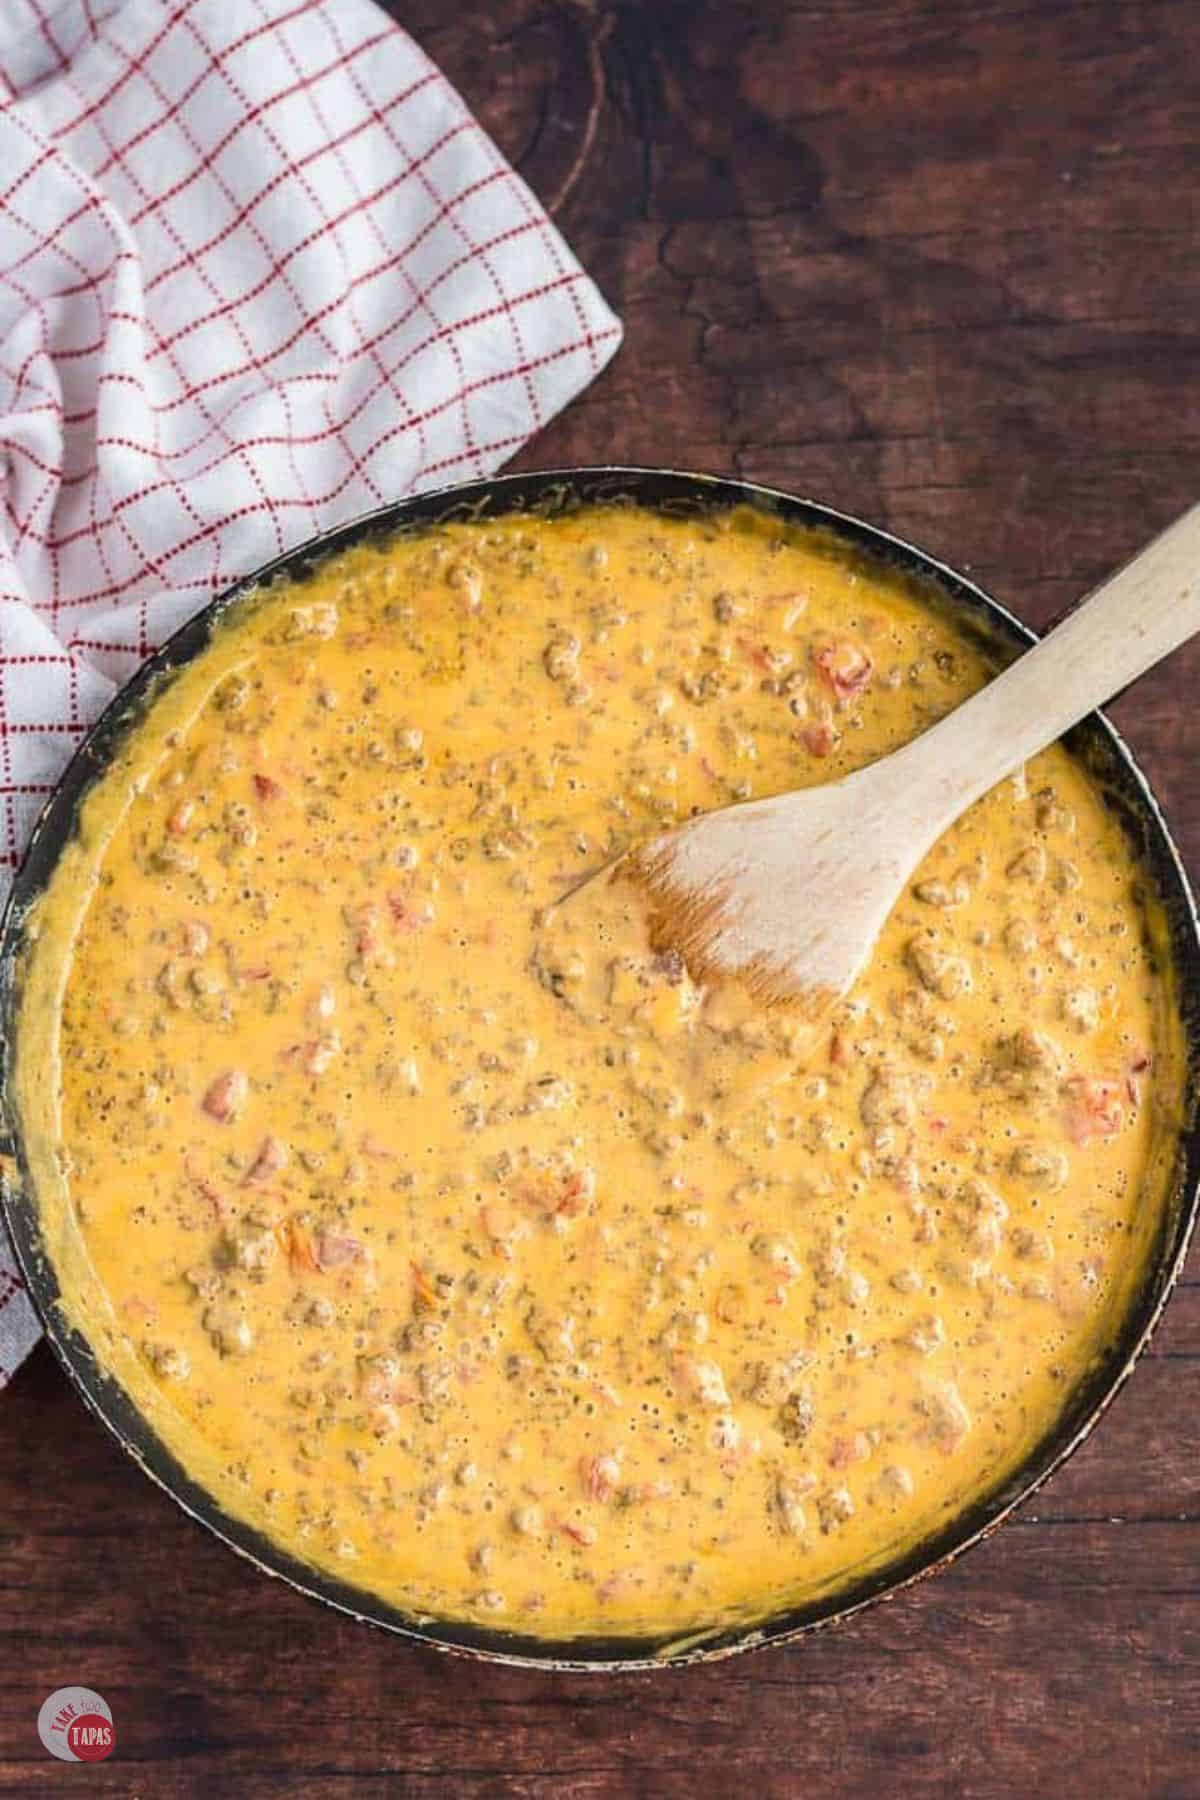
16;506;1184;1641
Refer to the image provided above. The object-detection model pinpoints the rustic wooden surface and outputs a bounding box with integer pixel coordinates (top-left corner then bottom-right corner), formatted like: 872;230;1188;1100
3;1;1199;1793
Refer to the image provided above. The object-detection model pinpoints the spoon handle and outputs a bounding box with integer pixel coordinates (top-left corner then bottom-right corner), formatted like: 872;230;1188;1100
887;503;1200;831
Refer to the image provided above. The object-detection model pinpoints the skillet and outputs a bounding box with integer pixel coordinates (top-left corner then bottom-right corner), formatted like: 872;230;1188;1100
2;466;1197;1669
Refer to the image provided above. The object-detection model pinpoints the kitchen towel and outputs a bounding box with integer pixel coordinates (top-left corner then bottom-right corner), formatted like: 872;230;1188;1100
0;0;622;1385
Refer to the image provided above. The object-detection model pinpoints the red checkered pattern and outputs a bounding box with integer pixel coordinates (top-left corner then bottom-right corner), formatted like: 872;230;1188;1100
0;0;622;1385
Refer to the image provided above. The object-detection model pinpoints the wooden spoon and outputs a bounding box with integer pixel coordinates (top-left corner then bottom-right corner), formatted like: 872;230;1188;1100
584;505;1200;1012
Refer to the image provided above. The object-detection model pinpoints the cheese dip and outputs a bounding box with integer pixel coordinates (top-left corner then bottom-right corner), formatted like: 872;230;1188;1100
15;504;1184;1640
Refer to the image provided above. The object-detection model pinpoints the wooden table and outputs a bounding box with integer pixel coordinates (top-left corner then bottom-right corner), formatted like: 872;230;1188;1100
3;2;1198;1792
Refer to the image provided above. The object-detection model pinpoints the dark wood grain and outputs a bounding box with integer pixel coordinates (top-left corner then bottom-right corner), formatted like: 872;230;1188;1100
3;1;1199;1793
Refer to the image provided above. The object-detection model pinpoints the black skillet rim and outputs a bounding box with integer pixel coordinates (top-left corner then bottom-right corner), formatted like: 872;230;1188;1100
2;466;1197;1671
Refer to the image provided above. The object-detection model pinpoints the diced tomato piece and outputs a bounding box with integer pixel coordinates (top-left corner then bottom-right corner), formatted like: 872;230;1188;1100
411;1260;439;1309
352;902;381;955
580;1452;621;1501
811;638;873;698
244;1136;288;1184
278;1219;321;1275
315;1231;364;1270
555;1171;591;1217
554;1517;598;1547
1064;1076;1126;1145
202;1069;247;1123
386;891;429;932
797;721;836;756
736;636;775;674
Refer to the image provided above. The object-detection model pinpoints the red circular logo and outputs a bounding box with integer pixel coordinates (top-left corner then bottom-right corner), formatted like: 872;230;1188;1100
37;1687;115;1763
66;1713;115;1762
